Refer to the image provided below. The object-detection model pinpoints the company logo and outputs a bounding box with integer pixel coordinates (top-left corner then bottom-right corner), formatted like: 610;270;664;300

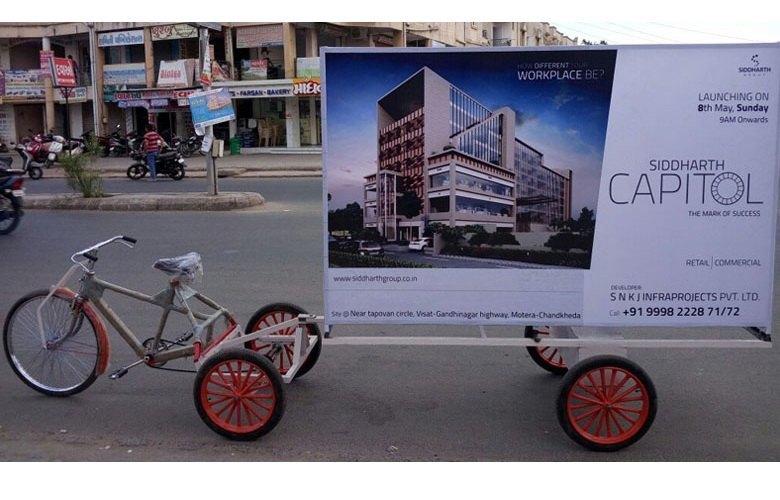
739;54;771;76
608;159;764;207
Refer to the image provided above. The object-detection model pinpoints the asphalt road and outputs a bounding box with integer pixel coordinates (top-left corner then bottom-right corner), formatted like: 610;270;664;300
1;177;779;466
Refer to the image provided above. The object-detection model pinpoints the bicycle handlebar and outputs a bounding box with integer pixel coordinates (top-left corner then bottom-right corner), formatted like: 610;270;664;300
71;235;136;270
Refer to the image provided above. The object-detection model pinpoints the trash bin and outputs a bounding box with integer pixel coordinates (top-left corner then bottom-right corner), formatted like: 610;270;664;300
229;137;241;155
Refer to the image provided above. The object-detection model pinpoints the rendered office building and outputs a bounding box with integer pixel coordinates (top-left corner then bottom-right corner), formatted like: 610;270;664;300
363;67;571;241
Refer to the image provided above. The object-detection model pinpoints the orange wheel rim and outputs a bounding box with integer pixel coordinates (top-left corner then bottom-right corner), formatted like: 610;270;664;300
566;366;650;445
201;358;277;434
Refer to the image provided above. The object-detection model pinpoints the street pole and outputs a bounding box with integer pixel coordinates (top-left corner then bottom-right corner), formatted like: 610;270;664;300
200;27;218;196
88;23;101;138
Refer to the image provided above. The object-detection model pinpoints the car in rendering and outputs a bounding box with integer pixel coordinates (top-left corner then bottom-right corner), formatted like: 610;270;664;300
408;237;432;252
356;240;384;256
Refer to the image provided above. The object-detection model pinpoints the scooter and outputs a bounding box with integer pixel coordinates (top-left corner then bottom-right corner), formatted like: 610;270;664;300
13;144;44;180
126;145;187;180
23;130;63;168
0;166;24;235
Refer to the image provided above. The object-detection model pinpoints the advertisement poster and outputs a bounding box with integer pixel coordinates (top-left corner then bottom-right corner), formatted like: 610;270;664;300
2;70;44;98
322;45;780;328
240;59;268;80
188;87;235;133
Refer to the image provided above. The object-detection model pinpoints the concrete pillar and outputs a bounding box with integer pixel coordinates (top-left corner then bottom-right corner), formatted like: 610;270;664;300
282;22;296;78
306;28;318;57
394;26;406;47
223;26;235;79
42;37;56;133
69;102;83;138
144;27;154;88
94;38;108;136
285;96;300;148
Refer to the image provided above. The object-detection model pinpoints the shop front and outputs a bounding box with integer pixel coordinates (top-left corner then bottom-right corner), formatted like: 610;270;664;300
215;77;321;152
113;88;196;140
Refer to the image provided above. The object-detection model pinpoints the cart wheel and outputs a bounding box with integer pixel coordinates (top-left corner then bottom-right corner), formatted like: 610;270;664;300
245;303;322;379
524;326;568;375
556;355;656;451
194;348;285;440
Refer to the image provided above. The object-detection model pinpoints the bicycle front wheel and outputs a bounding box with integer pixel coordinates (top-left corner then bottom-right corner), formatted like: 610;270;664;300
3;290;102;396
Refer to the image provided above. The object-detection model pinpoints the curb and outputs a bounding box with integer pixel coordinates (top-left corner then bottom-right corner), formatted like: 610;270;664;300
24;192;266;211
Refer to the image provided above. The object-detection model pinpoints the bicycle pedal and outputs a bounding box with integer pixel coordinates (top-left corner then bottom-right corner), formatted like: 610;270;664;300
109;368;128;380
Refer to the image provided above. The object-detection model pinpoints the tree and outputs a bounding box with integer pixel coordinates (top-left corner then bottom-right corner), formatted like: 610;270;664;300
328;202;363;234
397;191;422;219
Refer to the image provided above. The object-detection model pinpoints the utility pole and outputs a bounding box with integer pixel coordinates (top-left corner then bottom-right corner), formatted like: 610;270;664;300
199;26;218;196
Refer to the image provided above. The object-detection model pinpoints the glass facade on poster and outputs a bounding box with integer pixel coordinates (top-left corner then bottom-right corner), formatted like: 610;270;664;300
449;87;503;166
515;140;567;224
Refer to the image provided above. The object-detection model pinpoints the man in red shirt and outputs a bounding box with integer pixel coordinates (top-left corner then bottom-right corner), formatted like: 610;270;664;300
142;124;166;181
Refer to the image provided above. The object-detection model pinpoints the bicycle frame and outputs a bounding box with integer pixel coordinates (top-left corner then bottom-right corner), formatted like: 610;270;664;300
38;261;241;371
34;235;322;382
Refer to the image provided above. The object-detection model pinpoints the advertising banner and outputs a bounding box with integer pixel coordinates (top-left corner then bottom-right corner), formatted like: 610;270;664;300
188;87;235;132
157;60;196;87
322;45;780;329
2;70;44;98
240;59;268;80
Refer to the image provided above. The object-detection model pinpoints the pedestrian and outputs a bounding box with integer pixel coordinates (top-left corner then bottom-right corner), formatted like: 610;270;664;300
68;55;79;85
143;124;166;181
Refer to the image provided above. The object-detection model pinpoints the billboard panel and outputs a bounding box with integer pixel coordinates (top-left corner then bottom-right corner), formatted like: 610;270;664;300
322;45;780;329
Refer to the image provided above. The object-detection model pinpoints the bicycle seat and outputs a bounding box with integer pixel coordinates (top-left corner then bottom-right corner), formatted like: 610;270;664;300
153;252;203;284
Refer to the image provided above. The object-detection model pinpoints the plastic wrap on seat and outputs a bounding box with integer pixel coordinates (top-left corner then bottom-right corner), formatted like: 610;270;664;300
153;252;203;284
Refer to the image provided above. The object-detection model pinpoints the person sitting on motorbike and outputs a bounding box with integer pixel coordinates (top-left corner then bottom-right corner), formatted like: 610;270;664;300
142;124;167;181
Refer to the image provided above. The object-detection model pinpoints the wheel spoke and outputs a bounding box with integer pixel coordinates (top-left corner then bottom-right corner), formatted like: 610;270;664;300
569;392;603;406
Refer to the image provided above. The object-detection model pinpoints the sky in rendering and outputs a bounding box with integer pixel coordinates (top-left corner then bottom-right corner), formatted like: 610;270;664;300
324;49;617;216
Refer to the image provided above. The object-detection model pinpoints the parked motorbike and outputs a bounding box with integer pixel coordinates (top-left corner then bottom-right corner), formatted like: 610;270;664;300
13;144;45;180
107;124;137;157
177;134;204;158
22;130;63;168
126;146;187;180
0;167;24;235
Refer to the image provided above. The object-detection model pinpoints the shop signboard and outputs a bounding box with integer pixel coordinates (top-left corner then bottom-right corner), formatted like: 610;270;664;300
188;87;235;133
0;71;5;96
322;46;780;329
98;30;144;47
50;57;77;87
292;78;321;96
151;24;198;41
103;64;147;86
296;57;320;78
235;24;283;48
226;84;294;99
54;87;87;103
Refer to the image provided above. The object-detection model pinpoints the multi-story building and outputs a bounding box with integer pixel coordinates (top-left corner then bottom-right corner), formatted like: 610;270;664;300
0;22;576;152
363;67;571;241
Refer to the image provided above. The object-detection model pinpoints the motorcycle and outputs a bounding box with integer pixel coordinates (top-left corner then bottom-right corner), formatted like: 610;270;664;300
177;134;204;158
126;145;187;181
0;166;24;235
107;124;137;157
13;143;45;180
22;130;63;168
